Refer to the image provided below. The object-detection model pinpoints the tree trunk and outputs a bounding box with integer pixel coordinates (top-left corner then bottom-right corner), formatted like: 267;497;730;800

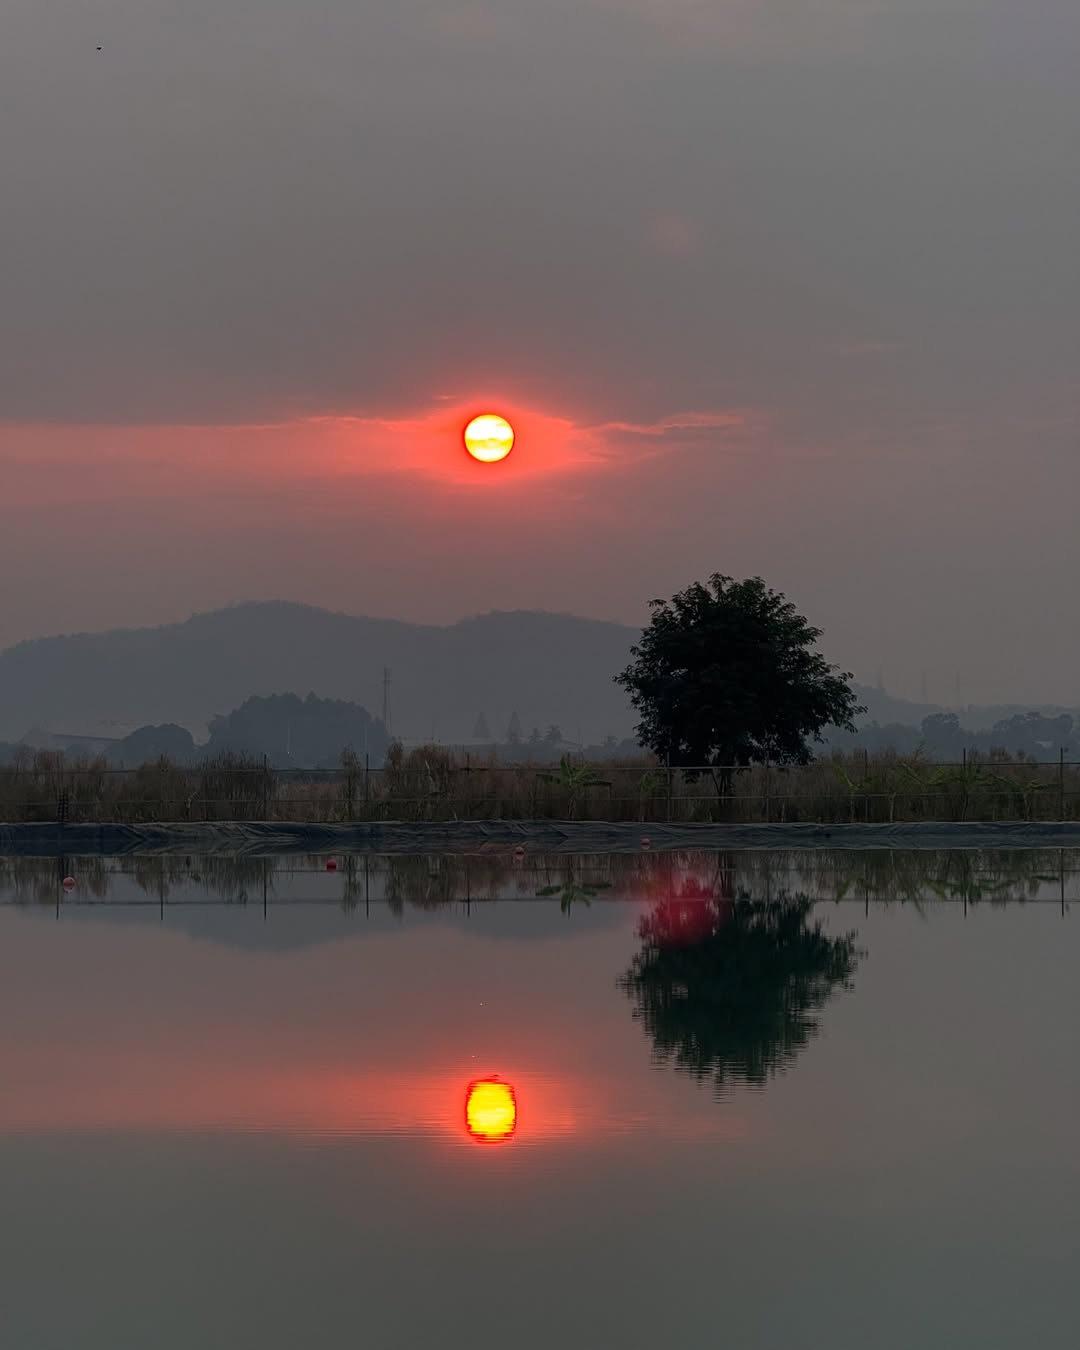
709;765;735;821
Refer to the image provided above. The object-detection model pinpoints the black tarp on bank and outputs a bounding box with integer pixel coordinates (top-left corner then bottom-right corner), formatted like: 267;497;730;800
4;820;1080;856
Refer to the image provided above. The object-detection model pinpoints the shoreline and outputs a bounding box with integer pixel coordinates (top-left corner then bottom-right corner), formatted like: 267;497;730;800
3;819;1080;856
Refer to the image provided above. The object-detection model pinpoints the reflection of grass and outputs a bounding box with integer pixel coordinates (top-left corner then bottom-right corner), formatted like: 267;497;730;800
0;846;1073;913
820;847;1065;907
534;879;613;913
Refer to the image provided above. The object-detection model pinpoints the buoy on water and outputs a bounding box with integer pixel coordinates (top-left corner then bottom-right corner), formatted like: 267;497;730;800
640;837;651;850
326;858;338;872
62;876;76;892
513;845;526;860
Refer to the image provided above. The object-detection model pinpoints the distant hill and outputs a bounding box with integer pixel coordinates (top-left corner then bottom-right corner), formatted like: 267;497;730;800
0;601;1072;751
0;603;642;746
847;686;945;727
833;685;1080;737
850;685;1080;735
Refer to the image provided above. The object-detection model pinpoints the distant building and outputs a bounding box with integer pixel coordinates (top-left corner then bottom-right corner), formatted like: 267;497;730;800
20;726;127;755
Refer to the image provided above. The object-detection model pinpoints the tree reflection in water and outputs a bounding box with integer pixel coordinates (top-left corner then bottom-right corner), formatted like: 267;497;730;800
620;891;862;1091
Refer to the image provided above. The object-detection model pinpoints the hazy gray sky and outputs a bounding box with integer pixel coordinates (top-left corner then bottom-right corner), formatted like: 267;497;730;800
1;0;1077;703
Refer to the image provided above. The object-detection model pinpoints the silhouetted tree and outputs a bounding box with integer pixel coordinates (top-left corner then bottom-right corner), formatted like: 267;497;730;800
616;575;863;787
117;723;196;767
619;893;861;1090
205;692;388;767
989;712;1073;757
920;713;964;756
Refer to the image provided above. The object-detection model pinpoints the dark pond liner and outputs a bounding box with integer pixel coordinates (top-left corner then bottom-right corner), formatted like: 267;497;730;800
3;820;1080;857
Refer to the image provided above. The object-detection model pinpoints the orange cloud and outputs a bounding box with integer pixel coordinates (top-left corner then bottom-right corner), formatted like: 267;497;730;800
0;401;761;509
593;410;757;441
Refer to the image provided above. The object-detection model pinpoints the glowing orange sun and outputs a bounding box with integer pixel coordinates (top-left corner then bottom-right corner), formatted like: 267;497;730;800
464;413;515;463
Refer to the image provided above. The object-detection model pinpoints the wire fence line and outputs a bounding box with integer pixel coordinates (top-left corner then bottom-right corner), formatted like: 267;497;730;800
1;749;1079;824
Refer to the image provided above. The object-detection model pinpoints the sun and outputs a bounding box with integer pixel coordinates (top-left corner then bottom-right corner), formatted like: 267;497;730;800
464;413;515;463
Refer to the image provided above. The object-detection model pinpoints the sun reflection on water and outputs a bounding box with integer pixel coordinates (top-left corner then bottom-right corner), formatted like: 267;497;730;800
465;1078;517;1143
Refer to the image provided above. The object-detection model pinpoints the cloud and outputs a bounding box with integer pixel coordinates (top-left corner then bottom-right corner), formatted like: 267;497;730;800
0;401;760;511
592;410;760;441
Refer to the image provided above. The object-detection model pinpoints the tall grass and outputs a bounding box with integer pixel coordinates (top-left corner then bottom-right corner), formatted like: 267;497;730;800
0;744;1077;824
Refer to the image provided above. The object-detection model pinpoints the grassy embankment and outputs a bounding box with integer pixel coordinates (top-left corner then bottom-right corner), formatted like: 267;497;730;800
0;744;1076;824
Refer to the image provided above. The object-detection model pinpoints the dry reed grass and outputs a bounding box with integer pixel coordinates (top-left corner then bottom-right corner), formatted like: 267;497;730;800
0;744;1077;825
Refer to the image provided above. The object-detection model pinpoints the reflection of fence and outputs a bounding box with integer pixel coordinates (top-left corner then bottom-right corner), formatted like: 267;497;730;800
1;849;1077;915
2;750;1080;824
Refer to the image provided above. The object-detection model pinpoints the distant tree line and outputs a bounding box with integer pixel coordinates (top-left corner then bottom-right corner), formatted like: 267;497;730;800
2;567;1075;778
825;710;1077;761
467;709;641;763
0;693;393;771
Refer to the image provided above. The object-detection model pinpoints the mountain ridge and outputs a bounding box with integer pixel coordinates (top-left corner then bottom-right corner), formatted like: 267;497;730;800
0;602;642;744
2;601;1073;746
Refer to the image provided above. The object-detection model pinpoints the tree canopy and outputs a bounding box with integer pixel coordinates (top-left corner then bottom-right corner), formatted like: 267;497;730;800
117;722;196;767
616;574;863;771
205;692;389;768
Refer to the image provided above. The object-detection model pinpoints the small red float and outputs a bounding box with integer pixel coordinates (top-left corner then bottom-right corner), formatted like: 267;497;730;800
62;876;76;892
326;858;338;872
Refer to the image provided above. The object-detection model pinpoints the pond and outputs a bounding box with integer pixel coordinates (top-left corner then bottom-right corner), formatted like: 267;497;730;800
1;850;1078;1349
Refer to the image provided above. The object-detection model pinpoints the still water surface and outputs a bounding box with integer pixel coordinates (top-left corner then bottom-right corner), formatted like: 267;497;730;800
1;850;1078;1348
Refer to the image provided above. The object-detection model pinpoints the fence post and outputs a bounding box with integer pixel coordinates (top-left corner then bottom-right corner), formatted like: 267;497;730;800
863;747;870;822
666;756;673;824
764;758;770;824
1060;746;1066;820
56;757;68;827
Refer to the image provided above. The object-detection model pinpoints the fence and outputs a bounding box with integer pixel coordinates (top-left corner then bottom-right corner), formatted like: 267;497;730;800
1;748;1079;825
